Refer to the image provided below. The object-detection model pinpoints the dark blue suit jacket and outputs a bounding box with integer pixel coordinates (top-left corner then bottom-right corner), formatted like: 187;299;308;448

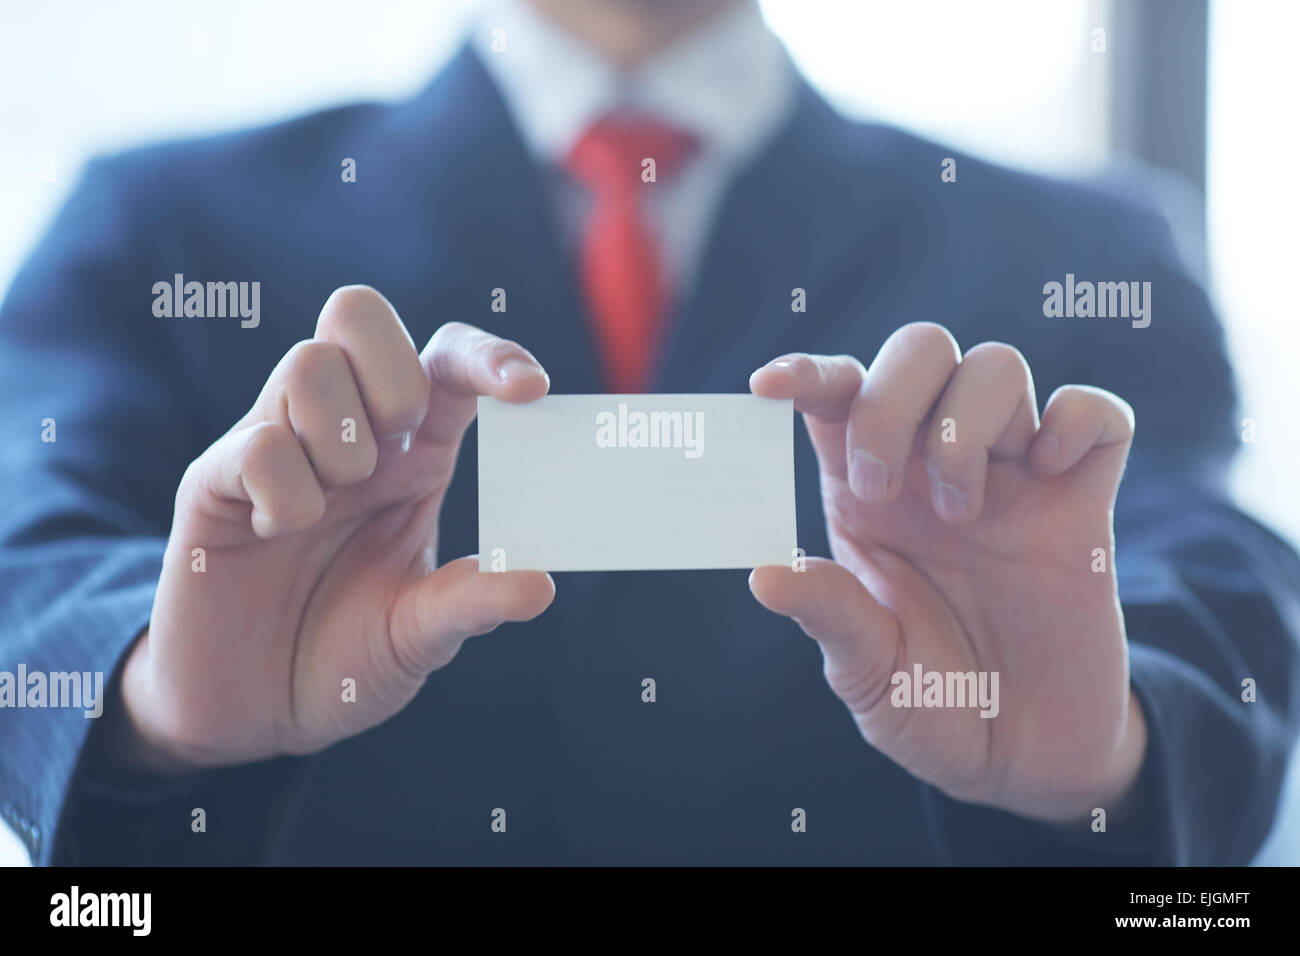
2;47;1298;865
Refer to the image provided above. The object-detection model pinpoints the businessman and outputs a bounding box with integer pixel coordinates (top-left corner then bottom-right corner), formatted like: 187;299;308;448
1;0;1297;865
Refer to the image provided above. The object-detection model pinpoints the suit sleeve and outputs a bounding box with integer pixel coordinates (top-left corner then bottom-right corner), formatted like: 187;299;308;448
921;192;1300;864
0;161;308;865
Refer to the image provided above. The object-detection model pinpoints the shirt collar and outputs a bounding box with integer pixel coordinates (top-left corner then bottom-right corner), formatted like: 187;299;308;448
470;0;796;168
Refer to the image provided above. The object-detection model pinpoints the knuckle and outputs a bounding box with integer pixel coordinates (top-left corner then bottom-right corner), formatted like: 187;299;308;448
850;409;908;461
827;353;867;384
284;340;347;390
369;381;430;433
332;283;382;300
1113;395;1136;435
390;631;457;682
852;390;912;434
317;285;394;337
324;283;385;314
427;324;490;386
1052;384;1104;420
241;421;297;469
331;437;379;483
469;334;521;371
964;341;1029;382
427;321;478;358
174;458;206;514
1082;386;1136;438
390;599;483;680
891;321;960;362
430;320;474;341
825;663;883;715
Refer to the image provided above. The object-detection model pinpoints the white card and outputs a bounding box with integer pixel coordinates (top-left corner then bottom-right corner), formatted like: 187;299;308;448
477;394;797;572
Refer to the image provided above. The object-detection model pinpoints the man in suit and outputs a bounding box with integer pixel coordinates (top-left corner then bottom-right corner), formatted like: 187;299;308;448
1;0;1297;865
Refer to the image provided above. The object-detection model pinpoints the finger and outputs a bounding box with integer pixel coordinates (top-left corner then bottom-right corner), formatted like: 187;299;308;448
843;323;962;503
923;342;1039;522
749;558;901;715
1029;385;1135;496
749;353;867;480
388;556;556;677
315;285;431;442
749;352;865;420
190;421;326;538
274;340;378;488
418;321;551;446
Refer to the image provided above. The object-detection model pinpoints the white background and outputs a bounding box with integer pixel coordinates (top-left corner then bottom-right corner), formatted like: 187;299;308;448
1;0;1296;864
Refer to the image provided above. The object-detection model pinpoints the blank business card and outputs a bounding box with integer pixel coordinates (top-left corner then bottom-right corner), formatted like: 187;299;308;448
477;394;796;572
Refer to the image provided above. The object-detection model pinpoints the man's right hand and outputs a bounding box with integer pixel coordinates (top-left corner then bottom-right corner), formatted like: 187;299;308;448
106;286;556;774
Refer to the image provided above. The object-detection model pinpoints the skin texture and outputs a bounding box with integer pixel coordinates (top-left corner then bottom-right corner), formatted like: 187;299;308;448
103;287;557;775
102;291;1146;826
748;323;1147;825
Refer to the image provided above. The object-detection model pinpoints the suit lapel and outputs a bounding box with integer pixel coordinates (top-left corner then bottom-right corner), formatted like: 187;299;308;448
654;81;908;392
394;47;604;393
395;54;914;397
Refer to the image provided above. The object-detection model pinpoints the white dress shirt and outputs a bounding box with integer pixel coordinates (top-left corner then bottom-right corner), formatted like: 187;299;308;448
470;0;798;298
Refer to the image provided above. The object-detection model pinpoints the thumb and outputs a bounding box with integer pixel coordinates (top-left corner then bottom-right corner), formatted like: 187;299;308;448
388;556;555;678
749;558;901;716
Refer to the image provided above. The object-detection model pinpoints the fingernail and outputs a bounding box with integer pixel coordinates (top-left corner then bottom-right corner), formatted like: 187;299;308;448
931;480;968;521
849;449;889;502
377;431;413;457
497;357;541;382
768;359;796;371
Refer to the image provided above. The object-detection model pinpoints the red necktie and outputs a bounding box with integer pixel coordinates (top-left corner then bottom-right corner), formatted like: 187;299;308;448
566;116;696;393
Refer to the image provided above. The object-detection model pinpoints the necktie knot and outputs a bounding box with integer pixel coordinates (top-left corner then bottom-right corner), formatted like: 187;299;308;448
565;115;697;194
